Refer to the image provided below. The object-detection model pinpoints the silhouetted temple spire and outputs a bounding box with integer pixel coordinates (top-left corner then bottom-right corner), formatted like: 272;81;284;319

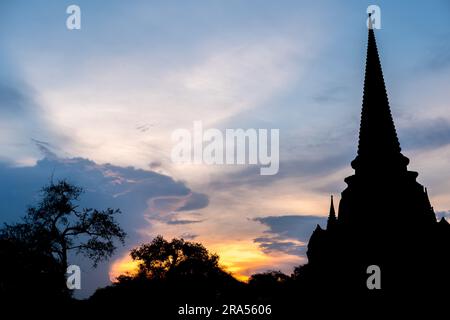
351;15;409;173
327;195;336;228
303;14;450;301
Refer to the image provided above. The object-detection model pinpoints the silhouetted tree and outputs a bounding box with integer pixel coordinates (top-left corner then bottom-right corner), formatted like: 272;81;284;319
248;270;290;302
130;235;220;280
1;179;126;278
249;270;290;286
0;237;63;303
90;236;245;310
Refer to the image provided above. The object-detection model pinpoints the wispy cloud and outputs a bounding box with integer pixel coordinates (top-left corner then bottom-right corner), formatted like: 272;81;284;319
254;215;326;258
400;118;450;150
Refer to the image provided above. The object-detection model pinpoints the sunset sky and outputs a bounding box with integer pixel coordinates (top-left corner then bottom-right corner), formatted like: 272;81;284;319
1;0;450;297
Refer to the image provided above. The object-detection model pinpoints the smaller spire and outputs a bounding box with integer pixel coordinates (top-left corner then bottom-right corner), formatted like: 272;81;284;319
327;195;337;229
439;217;449;226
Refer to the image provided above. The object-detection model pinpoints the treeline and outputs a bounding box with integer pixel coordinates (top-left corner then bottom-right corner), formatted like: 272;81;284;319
0;180;126;307
89;236;299;308
0;180;304;316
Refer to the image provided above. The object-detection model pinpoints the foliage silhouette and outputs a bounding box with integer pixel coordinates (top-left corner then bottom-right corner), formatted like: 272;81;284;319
130;235;220;280
0;179;126;303
90;236;246;310
247;270;291;303
0;237;64;305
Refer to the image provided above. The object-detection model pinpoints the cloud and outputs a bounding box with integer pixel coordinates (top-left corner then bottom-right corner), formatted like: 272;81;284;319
0;81;32;115
148;160;162;169
177;192;210;211
180;233;198;240
0;153;208;298
31;139;58;159
312;85;349;104
208;152;351;191
254;215;326;258
400;118;450;150
0;56;73;166
143;192;209;226
424;36;450;71
254;236;307;256
14;31;310;174
207;115;450;196
166;219;204;225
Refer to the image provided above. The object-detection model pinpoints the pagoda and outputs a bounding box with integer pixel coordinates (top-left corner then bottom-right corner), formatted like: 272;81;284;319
302;16;450;297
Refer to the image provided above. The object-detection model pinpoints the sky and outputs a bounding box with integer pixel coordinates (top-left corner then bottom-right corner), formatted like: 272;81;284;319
1;0;450;298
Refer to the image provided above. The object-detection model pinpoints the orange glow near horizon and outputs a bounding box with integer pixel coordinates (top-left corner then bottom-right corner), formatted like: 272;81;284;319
210;240;304;281
213;242;275;279
109;253;140;282
109;240;304;283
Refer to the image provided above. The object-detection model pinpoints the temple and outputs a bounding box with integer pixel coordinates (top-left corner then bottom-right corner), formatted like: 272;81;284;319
301;18;450;296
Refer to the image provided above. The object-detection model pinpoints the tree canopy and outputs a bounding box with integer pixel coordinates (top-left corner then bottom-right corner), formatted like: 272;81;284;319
0;179;126;301
130;235;220;280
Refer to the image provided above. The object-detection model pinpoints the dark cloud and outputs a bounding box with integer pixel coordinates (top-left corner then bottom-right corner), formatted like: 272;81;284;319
0;57;73;157
148;160;162;169
312;85;348;104
177;192;210;211
209;116;450;193
276;154;350;180
179;233;198;240
204;123;357;192
0;59;40;118
136;122;158;133
400;118;450;150
0;82;31;114
0;154;208;298
31;139;58;159
254;215;326;257
166;219;204;225
210;153;351;190
254;236;307;256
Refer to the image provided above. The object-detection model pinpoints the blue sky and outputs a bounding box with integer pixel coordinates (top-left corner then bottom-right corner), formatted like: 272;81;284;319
1;1;450;297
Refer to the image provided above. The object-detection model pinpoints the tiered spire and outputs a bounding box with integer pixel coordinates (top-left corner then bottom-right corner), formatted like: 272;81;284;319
351;15;409;173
